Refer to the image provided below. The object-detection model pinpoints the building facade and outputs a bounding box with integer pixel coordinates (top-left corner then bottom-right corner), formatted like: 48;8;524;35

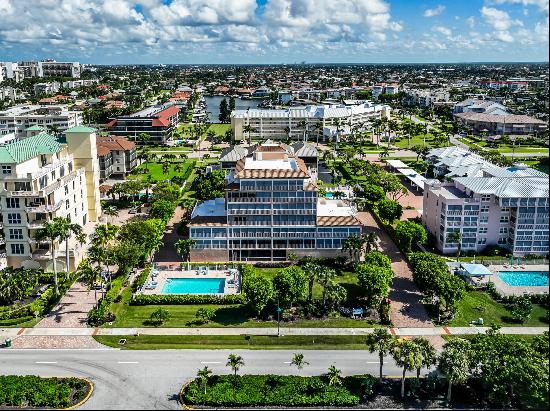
106;105;180;144
422;147;549;256
96;135;137;180
0;126;101;270
0;105;83;137
231;101;391;143
189;143;362;262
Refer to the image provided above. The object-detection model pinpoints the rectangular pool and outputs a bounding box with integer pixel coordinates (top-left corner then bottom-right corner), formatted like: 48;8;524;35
497;271;549;287
161;278;225;294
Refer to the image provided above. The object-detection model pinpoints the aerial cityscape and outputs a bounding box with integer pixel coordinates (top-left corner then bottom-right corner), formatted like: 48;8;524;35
0;0;548;410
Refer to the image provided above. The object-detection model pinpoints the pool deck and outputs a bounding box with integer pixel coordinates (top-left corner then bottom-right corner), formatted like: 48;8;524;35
486;264;549;296
141;266;241;295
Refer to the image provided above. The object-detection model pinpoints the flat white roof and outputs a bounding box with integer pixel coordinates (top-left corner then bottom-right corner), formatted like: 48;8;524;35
191;198;226;218
386;159;408;168
396;167;427;188
244;157;297;171
317;199;356;217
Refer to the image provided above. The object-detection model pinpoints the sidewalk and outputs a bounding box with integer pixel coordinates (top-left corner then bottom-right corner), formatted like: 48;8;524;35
1;326;547;339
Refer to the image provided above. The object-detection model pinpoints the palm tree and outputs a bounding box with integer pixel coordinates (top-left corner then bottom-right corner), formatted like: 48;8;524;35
301;262;322;303
103;206;119;224
366;328;397;383
411;337;437;378
438;338;472;402
77;259;100;307
226;354;244;377
342;234;362;261
162;161;171;178
447;231;462;261
318;267;336;306
243;124;255;145
326;365;342;386
392;339;424;398
91;223;118;282
34;221;62;295
54;217;82;277
290;353;309;370
362;232;378;253
175;238;196;262
196;366;213;396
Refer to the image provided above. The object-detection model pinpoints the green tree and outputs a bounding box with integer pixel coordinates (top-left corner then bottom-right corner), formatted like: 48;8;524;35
438;338;471;402
175;238;196;262
392;339;424;397
272;266;307;308
196;366;212;396
195;307;216;324
34;221;62;294
411;337;437;378
77;259;101;307
53;216;82;276
150;307;170;325
365;328;397;383
150;199;176;222
103;205;119;224
356;263;394;307
511;296;533;323
363;251;392;269
377;199;403;223
301;261;324;303
290;353;309;371
219;98;230;123
360;183;385;204
323;281;347;311
395;220;427;252
194;169;226;200
447;231;462;261
341;234;363;261
153;181;181;202
326;365;342;386
226;354;245;377
242;270;273;317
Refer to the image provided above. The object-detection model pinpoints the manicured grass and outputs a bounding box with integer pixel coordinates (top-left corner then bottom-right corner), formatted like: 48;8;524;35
449;291;549;327
0;316;41;328
392;134;440;149
442;334;540;343
459;137;549;154
94;334;371;350
128;160;195;181
207;123;231;135
521;159;549;174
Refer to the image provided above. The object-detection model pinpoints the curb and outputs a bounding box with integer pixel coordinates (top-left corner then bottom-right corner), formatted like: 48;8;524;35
63;378;94;410
179;379;195;410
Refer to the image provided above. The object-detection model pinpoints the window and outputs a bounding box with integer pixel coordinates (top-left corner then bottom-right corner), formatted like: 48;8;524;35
499;227;508;234
6;198;19;209
480;216;489;224
478;238;487;245
64;185;69;195
479;227;488;234
500;216;509;223
7;213;21;224
480;205;489;213
14;181;31;191
65;199;70;210
1;165;12;174
9;228;23;239
481;195;491;202
10;243;25;255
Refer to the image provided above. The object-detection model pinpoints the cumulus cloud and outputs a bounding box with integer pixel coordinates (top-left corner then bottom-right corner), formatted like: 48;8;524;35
432;25;453;36
424;5;446;17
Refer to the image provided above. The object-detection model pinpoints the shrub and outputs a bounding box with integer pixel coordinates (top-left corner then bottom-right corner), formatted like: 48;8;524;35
131;294;245;306
132;264;152;292
0;376;88;408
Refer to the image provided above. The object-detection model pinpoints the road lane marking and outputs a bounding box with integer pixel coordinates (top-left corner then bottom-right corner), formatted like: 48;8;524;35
36;361;57;364
366;361;387;364
283;361;292;364
117;361;139;364
200;361;221;364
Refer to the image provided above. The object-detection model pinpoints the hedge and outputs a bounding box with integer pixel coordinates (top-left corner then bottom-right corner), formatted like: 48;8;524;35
131;293;245;306
0;376;89;408
87;274;126;326
132;264;152;292
183;374;373;407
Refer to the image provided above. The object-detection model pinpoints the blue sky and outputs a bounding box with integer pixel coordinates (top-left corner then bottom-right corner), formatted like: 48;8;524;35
0;0;548;64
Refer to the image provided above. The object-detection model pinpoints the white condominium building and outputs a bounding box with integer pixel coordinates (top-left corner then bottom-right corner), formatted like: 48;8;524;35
422;147;549;256
0;126;101;271
0;105;83;137
231;101;391;142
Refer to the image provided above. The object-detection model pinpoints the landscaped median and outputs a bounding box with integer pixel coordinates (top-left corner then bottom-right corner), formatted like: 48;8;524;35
0;375;92;409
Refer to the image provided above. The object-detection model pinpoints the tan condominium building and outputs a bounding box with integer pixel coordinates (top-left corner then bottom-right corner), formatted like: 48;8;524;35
0;126;101;271
231;101;391;143
0;104;83;138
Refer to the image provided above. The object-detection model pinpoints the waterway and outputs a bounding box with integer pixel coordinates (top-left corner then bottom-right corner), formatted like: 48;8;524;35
203;95;267;124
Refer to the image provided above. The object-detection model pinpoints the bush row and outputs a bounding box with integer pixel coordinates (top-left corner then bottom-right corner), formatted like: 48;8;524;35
131;264;152;293
0;375;88;408
183;374;371;407
87;275;126;326
131;293;245;306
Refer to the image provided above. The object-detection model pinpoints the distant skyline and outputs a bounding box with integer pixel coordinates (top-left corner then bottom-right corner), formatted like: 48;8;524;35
0;0;548;64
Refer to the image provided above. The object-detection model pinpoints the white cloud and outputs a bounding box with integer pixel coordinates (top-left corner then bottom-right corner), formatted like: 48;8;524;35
424;5;445;17
432;25;453;36
466;16;476;28
481;6;523;30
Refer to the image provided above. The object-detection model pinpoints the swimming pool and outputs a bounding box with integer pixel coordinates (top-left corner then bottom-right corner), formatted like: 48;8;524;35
161;278;225;294
325;192;334;199
497;271;549;287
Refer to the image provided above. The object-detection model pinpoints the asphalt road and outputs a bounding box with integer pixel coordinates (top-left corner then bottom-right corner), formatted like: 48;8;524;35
0;349;423;410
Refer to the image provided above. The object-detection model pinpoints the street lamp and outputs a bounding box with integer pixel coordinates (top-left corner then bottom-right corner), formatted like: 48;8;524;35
276;298;283;337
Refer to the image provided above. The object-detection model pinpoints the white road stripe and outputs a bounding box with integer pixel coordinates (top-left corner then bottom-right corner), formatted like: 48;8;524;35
117;361;139;364
36;361;57;364
366;361;387;364
200;361;221;364
283;361;292;364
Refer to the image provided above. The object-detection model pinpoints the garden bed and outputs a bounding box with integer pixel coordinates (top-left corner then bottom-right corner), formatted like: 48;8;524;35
181;375;493;409
0;375;92;409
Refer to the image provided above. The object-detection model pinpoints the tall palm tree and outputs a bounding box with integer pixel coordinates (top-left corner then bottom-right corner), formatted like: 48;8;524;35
301;262;322;303
438;338;472;402
91;223;118;282
175;238;196;262
290;353;309;371
34;221;62;295
411;337;437;378
366;328;397;383
77;259;100;307
103;206;119;224
448;231;462;261
243;124;255;145
342;234;362;261
318;267;336;306
362;232;378;253
196;366;212;396
326;365;342;386
226;354;245;377
54;217;82;277
392;339;424;398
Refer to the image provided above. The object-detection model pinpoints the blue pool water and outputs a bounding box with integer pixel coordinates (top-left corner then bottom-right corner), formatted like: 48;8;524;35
162;278;225;294
497;271;549;287
325;192;334;198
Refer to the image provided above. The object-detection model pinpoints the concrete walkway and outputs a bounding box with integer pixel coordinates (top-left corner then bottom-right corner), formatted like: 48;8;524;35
154;206;185;262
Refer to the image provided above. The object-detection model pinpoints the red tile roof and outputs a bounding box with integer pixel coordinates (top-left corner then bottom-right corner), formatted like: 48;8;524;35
97;135;136;156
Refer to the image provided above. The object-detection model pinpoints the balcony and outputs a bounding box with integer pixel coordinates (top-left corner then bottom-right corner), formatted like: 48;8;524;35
27;220;46;229
446;211;462;216
26;200;63;213
228;209;271;216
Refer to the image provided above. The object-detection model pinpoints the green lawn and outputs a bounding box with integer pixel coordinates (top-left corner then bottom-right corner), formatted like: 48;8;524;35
459;137;549;154
94;334;371;350
105;267;374;329
128;160;195;182
0;316;42;328
442;334;540;343
207;123;231;135
521;159;549;174
449;291;549;327
391;134;440;149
